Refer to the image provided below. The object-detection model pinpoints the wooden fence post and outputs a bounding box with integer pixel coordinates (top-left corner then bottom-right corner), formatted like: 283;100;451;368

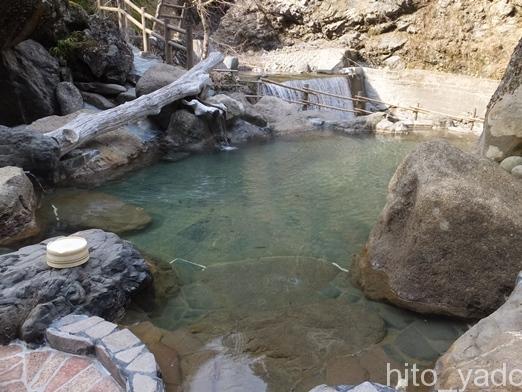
141;7;148;53
186;23;194;69
121;0;128;41
302;83;310;111
414;103;420;120
471;107;477;130
163;19;172;64
96;0;101;14
356;90;363;115
117;0;123;31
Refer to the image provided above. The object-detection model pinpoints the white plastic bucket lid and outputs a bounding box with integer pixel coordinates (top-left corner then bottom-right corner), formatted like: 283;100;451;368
46;236;89;268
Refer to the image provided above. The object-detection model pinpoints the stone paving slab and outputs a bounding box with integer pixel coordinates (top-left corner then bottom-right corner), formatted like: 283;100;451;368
0;341;123;392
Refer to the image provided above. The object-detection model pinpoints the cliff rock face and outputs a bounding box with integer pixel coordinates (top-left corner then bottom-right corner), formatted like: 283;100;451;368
352;141;522;319
215;0;522;79
480;37;522;160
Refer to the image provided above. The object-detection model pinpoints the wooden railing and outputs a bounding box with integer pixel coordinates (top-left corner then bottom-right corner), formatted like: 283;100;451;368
96;0;194;69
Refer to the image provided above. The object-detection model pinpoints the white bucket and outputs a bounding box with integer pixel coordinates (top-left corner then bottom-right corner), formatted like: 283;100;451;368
46;236;90;269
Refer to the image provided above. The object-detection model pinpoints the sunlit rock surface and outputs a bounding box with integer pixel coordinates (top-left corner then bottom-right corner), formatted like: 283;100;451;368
435;274;522;391
480;37;522;160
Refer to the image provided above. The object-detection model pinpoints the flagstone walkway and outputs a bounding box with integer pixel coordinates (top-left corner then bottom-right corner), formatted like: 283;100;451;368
0;341;122;392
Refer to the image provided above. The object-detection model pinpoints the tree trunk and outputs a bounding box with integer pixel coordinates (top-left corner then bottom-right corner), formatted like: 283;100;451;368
192;1;210;59
45;52;224;157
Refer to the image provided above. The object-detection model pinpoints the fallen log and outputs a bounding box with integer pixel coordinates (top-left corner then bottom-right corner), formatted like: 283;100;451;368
44;52;224;157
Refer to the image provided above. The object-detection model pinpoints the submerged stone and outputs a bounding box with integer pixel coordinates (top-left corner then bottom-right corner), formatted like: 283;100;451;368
157;256;386;392
40;190;152;234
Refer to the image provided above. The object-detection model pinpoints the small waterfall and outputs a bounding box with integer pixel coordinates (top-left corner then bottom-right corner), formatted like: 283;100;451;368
259;76;355;118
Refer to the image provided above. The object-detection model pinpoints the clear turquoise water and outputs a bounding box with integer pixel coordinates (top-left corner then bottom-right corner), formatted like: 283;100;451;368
99;134;423;266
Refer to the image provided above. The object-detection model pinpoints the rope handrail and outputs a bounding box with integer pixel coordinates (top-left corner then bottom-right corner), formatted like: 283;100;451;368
244;95;369;115
354;95;484;123
254;78;484;123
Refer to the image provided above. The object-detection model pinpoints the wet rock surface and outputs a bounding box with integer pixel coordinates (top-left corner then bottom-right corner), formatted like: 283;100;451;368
227;119;273;144
39;190;152;234
353;141;522;319
0;167;39;246
0;229;152;344
435;275;522;391
25;111;161;187
163;109;214;153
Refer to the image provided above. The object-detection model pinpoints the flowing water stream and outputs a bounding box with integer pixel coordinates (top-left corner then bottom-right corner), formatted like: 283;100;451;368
41;133;475;391
259;76;355;118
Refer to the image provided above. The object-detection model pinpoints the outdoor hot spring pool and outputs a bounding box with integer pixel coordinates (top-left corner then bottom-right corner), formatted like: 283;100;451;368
40;133;473;391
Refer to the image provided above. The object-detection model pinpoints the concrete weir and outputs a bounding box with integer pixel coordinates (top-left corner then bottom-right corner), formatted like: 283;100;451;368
360;67;499;120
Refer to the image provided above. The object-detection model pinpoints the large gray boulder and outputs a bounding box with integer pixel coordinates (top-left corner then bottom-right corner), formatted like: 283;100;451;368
0;39;61;126
135;63;186;97
0;229;152;343
480;37;522;160
353;141;522;319
61;15;133;84
435;274;522;391
0;167;39;246
135;63;186;129
0;126;60;181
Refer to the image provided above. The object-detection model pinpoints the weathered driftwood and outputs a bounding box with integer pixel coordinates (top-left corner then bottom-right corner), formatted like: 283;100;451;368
44;52;224;156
